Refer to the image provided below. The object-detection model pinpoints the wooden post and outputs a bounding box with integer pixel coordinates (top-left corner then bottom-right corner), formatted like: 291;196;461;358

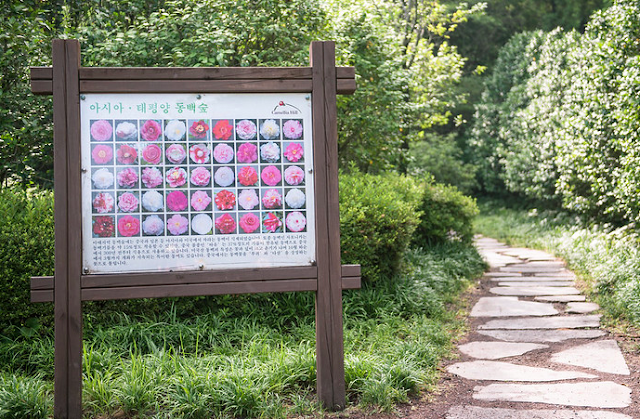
310;41;346;410
52;39;83;419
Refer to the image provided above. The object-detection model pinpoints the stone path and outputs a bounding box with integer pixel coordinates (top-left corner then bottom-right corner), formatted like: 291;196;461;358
444;237;635;419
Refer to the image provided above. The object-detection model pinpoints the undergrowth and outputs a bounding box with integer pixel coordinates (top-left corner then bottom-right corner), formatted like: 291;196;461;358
0;242;485;418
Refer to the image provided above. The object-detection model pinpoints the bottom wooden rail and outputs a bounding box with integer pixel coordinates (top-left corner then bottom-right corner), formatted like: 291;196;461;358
31;264;361;303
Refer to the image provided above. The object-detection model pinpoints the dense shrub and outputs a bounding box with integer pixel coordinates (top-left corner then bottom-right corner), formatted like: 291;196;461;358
0;187;54;333
339;171;424;282
413;182;478;246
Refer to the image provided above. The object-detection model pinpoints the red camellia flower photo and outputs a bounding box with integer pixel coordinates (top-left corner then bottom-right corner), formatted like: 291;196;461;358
93;216;115;237
262;212;282;233
212;119;233;140
215;190;236;210
189;120;209;138
117;144;138;165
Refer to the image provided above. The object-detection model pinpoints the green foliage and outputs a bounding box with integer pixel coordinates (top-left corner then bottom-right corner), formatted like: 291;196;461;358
408;132;478;194
0;187;54;332
414;182;479;246
339;171;424;282
0;374;52;419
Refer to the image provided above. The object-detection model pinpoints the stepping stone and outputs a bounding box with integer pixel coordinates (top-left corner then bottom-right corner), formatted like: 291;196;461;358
508;261;566;269
490;286;581;296
446;406;633;419
535;295;586;302
500;265;566;273
473;381;631;408
498;281;574;287
447;360;596;381
485;272;522;277
478;329;605;343
551;340;630;375
458;341;547;359
500;248;557;261
481;252;523;267
566;302;599;314
479;315;601;330
471;297;558;317
475;238;509;248
489;276;568;282
536;271;576;278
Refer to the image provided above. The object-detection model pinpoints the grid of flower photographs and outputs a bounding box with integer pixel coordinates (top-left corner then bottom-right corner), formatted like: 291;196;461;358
89;118;309;238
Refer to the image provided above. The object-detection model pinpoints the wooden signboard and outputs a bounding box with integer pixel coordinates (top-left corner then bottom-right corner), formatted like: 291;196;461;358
30;39;359;418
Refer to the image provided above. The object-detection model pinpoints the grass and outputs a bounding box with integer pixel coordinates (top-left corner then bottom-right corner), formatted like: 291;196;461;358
0;242;485;419
475;201;640;328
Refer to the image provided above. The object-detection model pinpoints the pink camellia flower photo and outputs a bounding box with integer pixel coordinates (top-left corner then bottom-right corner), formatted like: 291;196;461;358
262;188;282;209
90;120;112;141
92;145;113;164
140;120;162;141
117;192;139;213
237;166;258;186
141;167;163;188
262;212;282;233
189;143;210;164
284;165;305;186
213;143;234;164
239;213;260;233
215;190;236;210
284;143;304;163
215;213;236;234
166;190;188;212
236;143;258;163
167;214;189;235
237;189;259;210
191;190;212;211
190;166;211;187
117;168;138;188
282;120;303;140
212;119;233;140
116;144;138;165
189;120;209;139
166;144;187;164
286;211;307;232
261;165;282;186
92;192;114;213
142;144;162;165
236;119;257;140
166;167;187;188
118;215;140;237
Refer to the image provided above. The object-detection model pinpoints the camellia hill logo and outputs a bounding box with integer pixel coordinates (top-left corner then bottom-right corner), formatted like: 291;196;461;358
272;100;301;115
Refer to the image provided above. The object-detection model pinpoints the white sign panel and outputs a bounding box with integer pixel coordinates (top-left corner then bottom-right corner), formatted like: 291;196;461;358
80;93;315;274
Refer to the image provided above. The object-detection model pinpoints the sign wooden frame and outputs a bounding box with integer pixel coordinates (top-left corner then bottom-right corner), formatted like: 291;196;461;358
30;39;359;418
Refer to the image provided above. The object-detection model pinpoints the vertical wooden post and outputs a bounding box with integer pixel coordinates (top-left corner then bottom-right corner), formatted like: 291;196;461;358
52;39;83;419
310;41;345;410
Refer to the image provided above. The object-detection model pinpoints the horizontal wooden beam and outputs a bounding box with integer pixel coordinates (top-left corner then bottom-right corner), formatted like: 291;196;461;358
31;66;356;95
30;264;361;302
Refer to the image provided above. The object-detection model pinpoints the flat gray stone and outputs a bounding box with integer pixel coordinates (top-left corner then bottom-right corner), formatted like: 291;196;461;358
566;302;599;314
478;329;606;343
458;341;548;359
479;315;601;330
536;271;576;278
500;265;566;273
482;252;523;267
490;286;581;296
471;297;558;317
489;276;569;282
473;381;631;408
551;340;630;375
446;406;633;419
486;272;522;277
498;281;574;287
447;360;596;381
535;295;586;302
500;248;557;261
475;238;509;248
